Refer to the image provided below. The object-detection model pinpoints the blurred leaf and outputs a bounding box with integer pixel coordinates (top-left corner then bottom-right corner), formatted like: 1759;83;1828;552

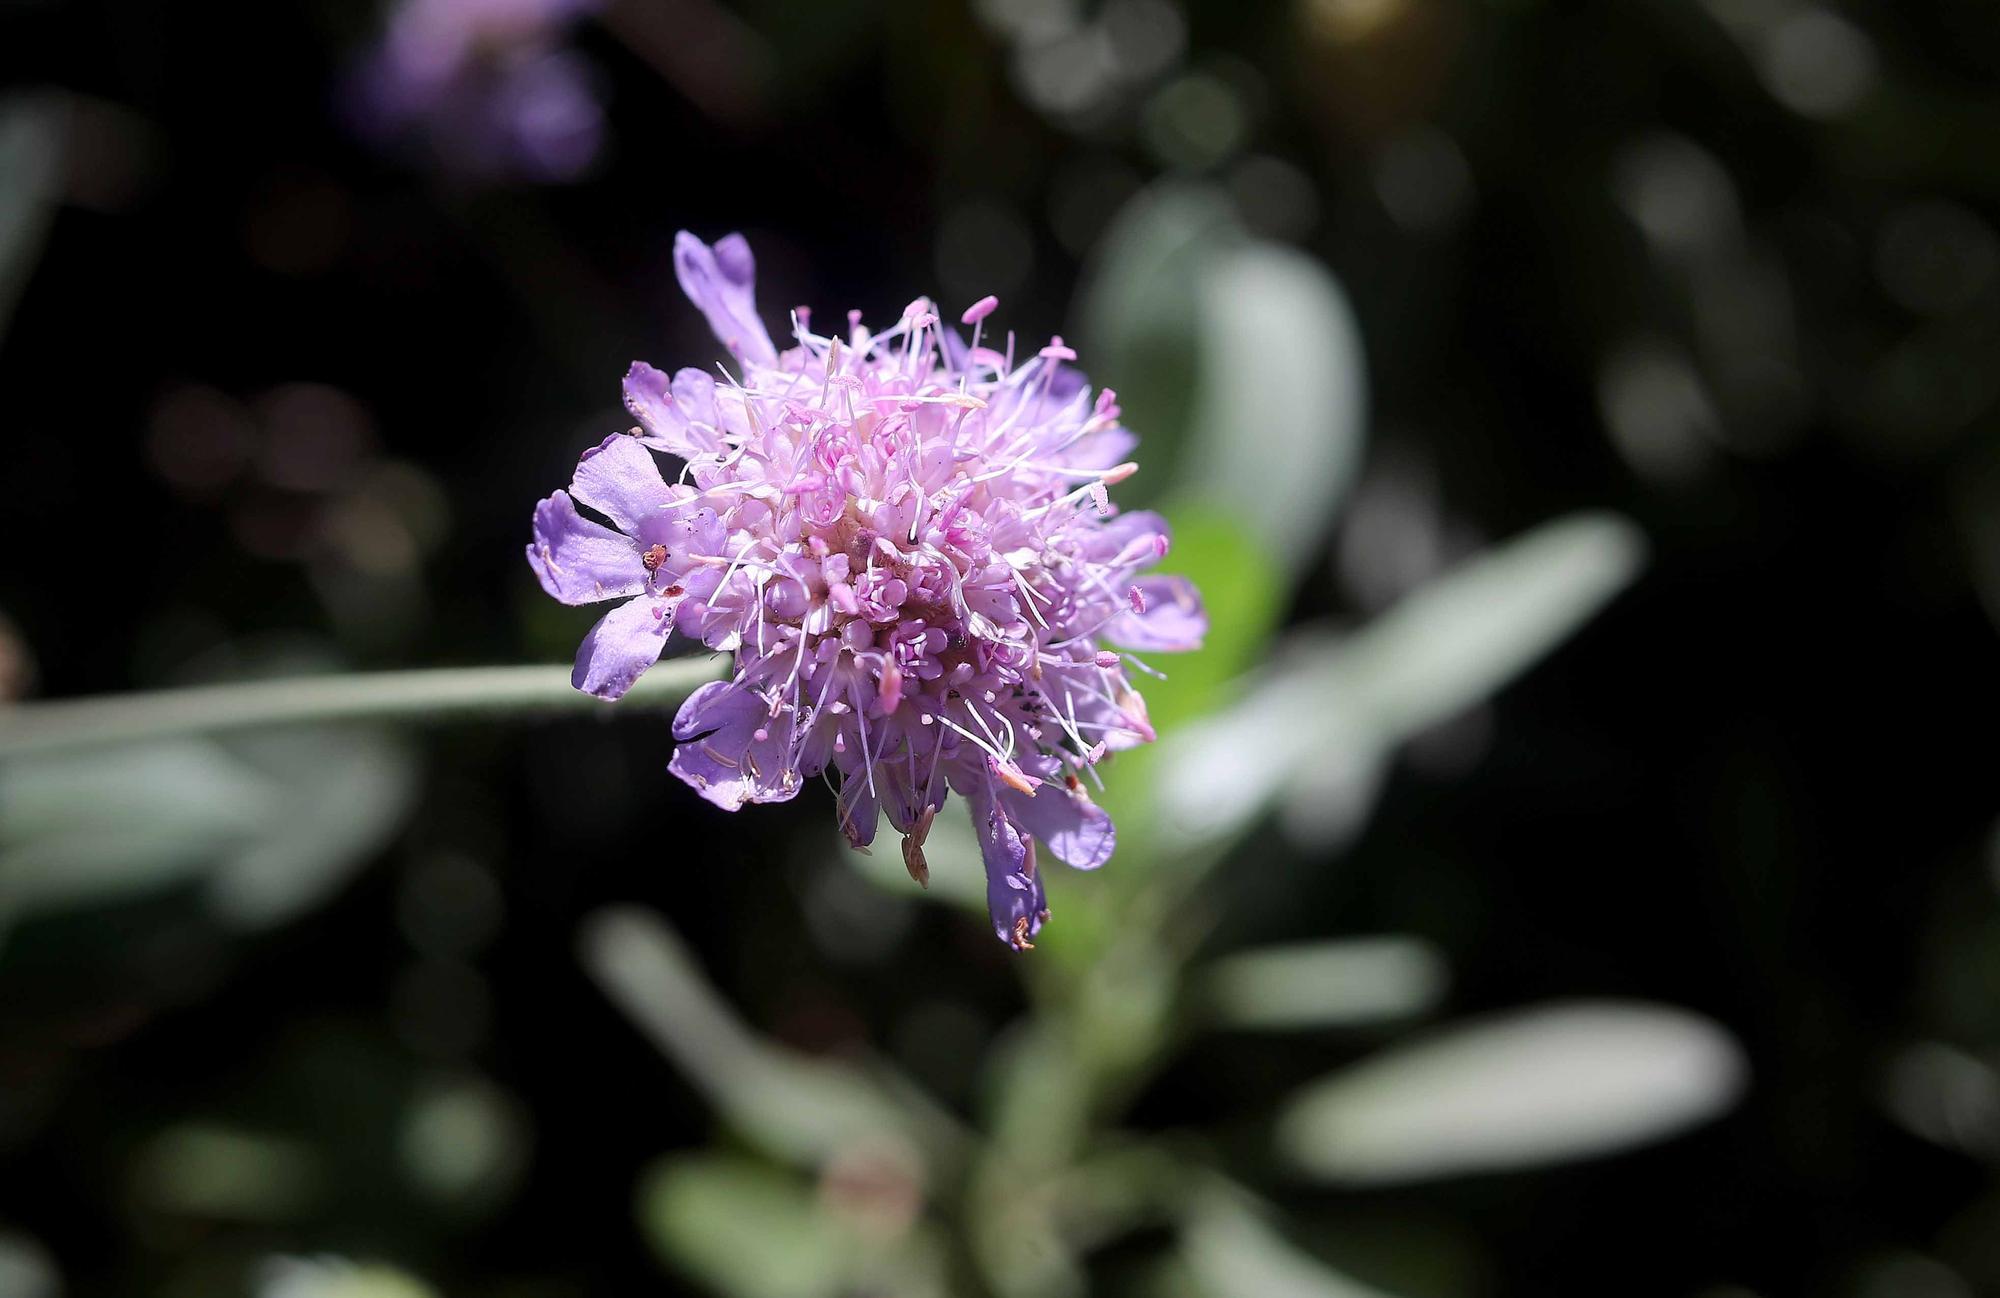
1275;1001;1747;1184
0;93;63;348
129;1124;320;1221
202;726;417;927
579;906;958;1169
638;1154;855;1298
0;726;416;934
1180;245;1367;572
1881;1041;2000;1158
1325;512;1648;741
254;1257;438;1298
1077;183;1240;484
1158;512;1646;855
1182;1189;1408;1298
397;1073;529;1209
0;740;274;915
1079;182;1366;577
0;1231;58;1298
1198;936;1449;1032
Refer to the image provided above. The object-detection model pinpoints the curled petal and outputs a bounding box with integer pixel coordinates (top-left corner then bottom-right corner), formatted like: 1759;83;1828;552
667;681;803;810
837;772;880;851
674;231;778;367
1004;781;1115;870
970;777;1047;950
571;432;672;533
572;594;679;699
1062;427;1138;472
625;361;727;460
622;361;678;440
1086;510;1171;567
878;754;946;835
1107;573;1206;653
527;490;642;605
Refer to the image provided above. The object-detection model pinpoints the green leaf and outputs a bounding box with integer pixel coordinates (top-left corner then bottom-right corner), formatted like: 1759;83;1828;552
252;1257;439;1298
1274;1001;1747;1183
639;1152;947;1298
1182;244;1367;573
0;1231;58;1298
127;1124;321;1221
1078;183;1367;576
203;725;417;928
1198;937;1449;1032
1156;512;1647;855
1182;1189;1408;1298
0;740;273;917
397;1074;529;1209
579;907;959;1170
1077;183;1240;488
1326;512;1648;742
638;1155;854;1298
0;726;416;933
0;93;63;348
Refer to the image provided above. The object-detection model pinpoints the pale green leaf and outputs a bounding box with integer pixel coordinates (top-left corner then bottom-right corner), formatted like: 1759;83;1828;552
579;907;958;1169
1199;937;1449;1031
1183;245;1367;572
1182;1190;1407;1298
0;93;63;348
1157;512;1647;855
1275;1001;1747;1183
638;1155;853;1298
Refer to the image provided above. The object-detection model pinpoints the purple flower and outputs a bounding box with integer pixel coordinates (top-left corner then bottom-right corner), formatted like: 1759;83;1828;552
345;0;603;182
527;234;1206;949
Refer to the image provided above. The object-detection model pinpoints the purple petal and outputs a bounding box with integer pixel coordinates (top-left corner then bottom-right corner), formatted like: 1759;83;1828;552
1004;782;1115;870
673;367;718;425
631;499;726;565
570;433;671;533
1107;574;1206;653
624;361;727;460
674;231;778;367
1086;510;1171;566
835;774;879;850
938;327;970;374
970;777;1047;950
1062;426;1138;471
667;680;804;810
572;595;678;699
527;489;643;604
877;755;946;835
623;361;675;435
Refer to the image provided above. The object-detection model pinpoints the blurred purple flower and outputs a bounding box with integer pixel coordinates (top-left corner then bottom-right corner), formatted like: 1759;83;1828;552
346;0;604;182
527;233;1205;949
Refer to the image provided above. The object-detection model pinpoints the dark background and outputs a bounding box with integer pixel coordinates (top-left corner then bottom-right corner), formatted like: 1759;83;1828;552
4;1;2000;1295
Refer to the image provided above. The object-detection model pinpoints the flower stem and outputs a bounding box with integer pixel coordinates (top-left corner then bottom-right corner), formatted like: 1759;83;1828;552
0;658;725;759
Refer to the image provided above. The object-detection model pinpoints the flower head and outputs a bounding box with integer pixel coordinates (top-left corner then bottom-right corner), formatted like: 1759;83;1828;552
346;0;603;182
528;232;1206;948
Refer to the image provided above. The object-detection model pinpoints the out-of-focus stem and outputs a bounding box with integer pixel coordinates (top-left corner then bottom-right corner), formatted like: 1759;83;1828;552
0;658;725;759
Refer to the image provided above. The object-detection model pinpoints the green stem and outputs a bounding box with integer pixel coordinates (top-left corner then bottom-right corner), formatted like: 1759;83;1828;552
0;658;726;759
